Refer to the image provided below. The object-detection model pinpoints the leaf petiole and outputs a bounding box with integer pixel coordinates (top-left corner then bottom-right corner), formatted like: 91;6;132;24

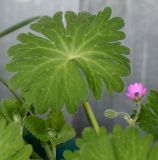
0;75;23;103
83;101;100;134
42;142;55;160
0;16;39;38
31;150;44;159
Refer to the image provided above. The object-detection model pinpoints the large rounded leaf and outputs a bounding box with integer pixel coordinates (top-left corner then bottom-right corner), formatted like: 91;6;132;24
6;7;130;113
64;126;158;160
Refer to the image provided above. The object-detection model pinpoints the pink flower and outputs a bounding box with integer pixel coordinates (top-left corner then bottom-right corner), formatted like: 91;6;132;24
125;82;147;101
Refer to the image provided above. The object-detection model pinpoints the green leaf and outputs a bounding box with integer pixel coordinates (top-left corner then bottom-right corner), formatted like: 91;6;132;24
0;98;29;123
6;7;130;113
64;125;158;160
24;110;75;145
147;145;158;160
136;90;158;140
49;123;75;145
46;109;65;131
24;115;49;142
0;119;32;160
110;126;152;160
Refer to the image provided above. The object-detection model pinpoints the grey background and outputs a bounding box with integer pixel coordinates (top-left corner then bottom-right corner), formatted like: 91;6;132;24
0;0;158;134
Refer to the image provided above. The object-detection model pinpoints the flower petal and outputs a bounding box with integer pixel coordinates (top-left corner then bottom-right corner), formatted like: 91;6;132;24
142;88;147;96
125;82;148;101
125;92;135;100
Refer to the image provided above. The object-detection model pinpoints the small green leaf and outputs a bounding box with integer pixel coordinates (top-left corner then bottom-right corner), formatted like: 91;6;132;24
24;110;75;145
0;119;32;160
24;115;49;142
46;109;65;131
0;99;29;123
64;125;158;160
6;7;130;114
49;123;75;145
136;90;158;140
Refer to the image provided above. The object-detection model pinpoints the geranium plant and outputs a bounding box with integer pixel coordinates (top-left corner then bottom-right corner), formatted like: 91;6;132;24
0;6;158;160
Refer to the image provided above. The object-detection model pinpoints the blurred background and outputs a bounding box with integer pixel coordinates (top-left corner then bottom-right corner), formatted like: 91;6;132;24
1;0;158;134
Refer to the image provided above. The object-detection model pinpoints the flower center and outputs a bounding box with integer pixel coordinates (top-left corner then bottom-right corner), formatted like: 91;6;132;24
134;92;139;96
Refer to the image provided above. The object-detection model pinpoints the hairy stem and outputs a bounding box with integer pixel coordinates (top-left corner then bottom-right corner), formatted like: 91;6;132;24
31;150;43;159
51;145;56;159
0;75;23;103
83;101;100;134
133;101;141;122
42;142;55;160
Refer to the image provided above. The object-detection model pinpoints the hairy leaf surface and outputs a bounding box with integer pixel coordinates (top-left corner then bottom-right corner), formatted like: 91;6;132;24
24;115;49;142
64;125;158;160
0;98;29;123
24;110;75;145
0;119;32;160
6;7;130;113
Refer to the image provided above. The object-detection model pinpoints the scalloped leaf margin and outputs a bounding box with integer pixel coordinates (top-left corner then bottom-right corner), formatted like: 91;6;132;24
6;7;130;114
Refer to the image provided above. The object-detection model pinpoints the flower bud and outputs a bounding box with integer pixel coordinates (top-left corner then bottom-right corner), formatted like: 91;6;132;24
104;109;118;118
13;114;21;123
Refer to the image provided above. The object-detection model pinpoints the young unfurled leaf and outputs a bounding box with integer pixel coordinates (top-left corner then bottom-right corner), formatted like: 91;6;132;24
64;125;158;160
6;7;130;114
24;110;75;145
135;90;158;140
0;119;32;160
24;115;49;142
0;98;29;123
46;109;65;131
